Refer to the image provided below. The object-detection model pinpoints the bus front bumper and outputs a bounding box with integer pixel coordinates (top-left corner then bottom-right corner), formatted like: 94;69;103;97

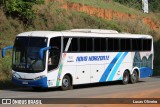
12;76;48;88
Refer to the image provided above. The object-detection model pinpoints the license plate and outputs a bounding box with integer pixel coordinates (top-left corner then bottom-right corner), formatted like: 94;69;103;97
22;81;28;84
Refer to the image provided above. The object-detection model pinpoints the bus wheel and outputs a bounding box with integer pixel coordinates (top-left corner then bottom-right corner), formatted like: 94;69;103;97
130;70;138;84
61;75;72;91
122;71;129;85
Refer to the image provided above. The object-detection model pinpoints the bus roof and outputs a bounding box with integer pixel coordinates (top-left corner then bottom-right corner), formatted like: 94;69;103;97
17;29;152;39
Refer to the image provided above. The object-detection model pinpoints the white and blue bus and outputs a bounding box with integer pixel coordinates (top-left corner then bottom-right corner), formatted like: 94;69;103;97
2;29;153;90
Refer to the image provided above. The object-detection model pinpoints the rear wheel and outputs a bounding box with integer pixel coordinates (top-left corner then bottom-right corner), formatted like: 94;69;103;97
61;75;72;91
122;71;129;85
130;70;138;84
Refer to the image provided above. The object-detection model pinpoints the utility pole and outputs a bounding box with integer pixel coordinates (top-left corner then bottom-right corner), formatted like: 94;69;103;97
142;0;149;13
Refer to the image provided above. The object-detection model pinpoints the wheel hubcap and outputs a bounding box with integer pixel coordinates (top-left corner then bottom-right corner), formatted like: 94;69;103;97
132;72;137;82
124;74;128;82
63;78;69;87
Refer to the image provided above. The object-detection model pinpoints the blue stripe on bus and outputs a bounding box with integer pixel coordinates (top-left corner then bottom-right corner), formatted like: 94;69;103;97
99;52;123;82
118;76;122;80
107;52;128;81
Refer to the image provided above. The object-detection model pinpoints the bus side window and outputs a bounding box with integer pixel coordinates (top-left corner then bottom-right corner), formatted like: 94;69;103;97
113;38;119;51
48;37;61;71
101;38;107;52
108;38;114;51
80;38;87;52
94;38;101;52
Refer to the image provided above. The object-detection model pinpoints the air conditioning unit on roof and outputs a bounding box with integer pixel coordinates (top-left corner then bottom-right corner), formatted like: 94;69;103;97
65;29;119;34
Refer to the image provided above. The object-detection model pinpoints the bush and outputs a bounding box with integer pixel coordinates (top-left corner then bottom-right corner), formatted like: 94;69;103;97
0;56;12;80
116;18;150;34
3;0;44;24
114;0;141;10
114;0;160;12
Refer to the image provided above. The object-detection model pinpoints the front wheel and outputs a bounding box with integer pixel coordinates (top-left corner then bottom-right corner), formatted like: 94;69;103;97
130;70;138;84
122;71;129;85
61;75;72;91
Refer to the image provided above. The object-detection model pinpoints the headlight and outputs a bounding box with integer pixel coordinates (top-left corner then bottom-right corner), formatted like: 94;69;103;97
12;73;20;79
34;75;46;80
13;75;17;78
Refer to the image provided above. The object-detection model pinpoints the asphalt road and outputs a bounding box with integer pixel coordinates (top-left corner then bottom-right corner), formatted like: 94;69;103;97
0;76;160;98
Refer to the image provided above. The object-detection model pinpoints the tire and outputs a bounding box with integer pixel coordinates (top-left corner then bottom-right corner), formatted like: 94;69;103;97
122;71;129;85
130;70;138;84
61;75;72;91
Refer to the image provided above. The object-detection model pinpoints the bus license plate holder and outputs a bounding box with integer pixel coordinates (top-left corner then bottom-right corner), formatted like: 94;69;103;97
22;81;28;84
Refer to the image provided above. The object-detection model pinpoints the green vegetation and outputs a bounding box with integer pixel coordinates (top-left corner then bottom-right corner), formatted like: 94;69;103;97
69;0;143;15
114;0;160;13
1;0;44;24
0;0;160;89
113;0;142;11
32;3;121;31
68;0;159;24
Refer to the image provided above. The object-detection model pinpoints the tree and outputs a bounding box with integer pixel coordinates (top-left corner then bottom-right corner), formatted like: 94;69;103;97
148;0;160;12
3;0;44;24
0;0;5;7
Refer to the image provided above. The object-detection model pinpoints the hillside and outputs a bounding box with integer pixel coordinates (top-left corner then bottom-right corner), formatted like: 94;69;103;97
61;1;159;30
0;0;160;88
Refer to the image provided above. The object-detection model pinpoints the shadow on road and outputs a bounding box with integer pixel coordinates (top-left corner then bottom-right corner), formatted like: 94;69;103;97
74;81;123;89
3;80;145;92
151;76;160;78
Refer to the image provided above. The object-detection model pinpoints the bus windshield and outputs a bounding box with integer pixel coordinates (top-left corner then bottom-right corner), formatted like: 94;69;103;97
12;37;48;73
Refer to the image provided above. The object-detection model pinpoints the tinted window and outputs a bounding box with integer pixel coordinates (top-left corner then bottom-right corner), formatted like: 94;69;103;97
13;37;48;73
120;39;131;51
143;39;148;51
94;38;101;51
137;39;142;50
126;39;131;51
48;37;61;71
143;39;152;51
80;38;87;52
147;39;152;51
101;38;107;51
132;39;137;51
63;38;68;51
108;38;114;51
87;38;93;51
71;38;78;52
65;38;78;52
113;39;119;51
120;39;126;51
64;37;151;52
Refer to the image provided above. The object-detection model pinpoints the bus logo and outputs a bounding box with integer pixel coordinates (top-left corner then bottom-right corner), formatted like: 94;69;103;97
2;99;11;104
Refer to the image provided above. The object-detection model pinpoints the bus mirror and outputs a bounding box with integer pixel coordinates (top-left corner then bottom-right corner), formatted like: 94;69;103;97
39;47;51;60
2;46;13;58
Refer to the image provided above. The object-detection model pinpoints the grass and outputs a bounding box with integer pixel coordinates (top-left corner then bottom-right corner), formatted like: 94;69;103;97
66;0;159;23
32;3;122;31
68;0;145;15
